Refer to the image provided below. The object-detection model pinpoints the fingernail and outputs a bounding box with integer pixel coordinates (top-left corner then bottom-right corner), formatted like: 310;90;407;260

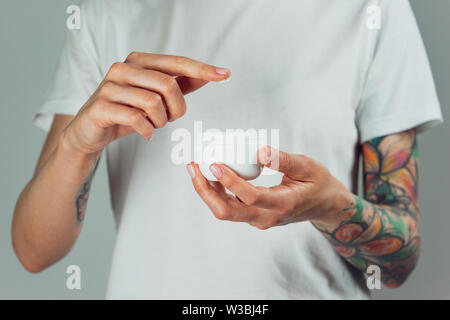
210;164;223;178
215;67;230;75
187;164;196;178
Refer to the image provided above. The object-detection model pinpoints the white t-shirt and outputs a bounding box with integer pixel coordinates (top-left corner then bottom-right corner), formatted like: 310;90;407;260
34;0;443;299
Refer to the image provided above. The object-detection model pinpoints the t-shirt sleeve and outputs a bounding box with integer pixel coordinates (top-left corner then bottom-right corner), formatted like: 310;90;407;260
356;0;443;143
33;0;104;132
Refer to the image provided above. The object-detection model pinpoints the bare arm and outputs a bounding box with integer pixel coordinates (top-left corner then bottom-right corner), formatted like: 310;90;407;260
12;115;100;273
12;53;231;273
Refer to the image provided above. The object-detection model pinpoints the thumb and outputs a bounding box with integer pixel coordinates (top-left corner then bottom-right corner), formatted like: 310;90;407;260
258;146;313;180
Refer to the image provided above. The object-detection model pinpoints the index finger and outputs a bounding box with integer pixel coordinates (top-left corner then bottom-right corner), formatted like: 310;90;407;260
188;162;263;222
210;163;293;210
125;52;231;81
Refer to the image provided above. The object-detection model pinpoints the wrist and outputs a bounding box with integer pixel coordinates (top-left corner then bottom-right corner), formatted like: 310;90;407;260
57;129;101;164
312;179;354;227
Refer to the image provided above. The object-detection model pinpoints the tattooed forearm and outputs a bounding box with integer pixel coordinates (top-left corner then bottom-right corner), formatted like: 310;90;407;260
74;157;100;223
314;129;419;287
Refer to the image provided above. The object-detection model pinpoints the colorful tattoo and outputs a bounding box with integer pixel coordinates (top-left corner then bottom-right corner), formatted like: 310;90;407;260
74;157;100;223
314;129;419;287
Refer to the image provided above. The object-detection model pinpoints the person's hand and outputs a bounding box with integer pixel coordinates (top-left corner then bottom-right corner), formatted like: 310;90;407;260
60;52;230;155
187;146;352;230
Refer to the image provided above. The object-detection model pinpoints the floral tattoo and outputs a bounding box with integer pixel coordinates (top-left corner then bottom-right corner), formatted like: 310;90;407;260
314;129;419;287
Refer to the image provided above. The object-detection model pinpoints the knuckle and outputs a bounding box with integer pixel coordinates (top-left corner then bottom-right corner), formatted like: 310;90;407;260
178;100;188;117
144;92;161;108
199;64;210;76
224;175;238;189
126;51;141;61
256;223;271;231
214;205;230;221
155;117;168;129
143;95;167;128
108;62;127;76
152;93;164;106
129;111;143;125
151;116;166;129
100;80;115;95
193;181;207;196
159;112;169;127
174;55;188;67
92;97;108;110
257;218;279;230
161;76;178;93
88;98;107;119
170;103;187;120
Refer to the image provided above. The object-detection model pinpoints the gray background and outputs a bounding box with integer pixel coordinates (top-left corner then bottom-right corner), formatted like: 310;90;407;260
0;0;448;299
